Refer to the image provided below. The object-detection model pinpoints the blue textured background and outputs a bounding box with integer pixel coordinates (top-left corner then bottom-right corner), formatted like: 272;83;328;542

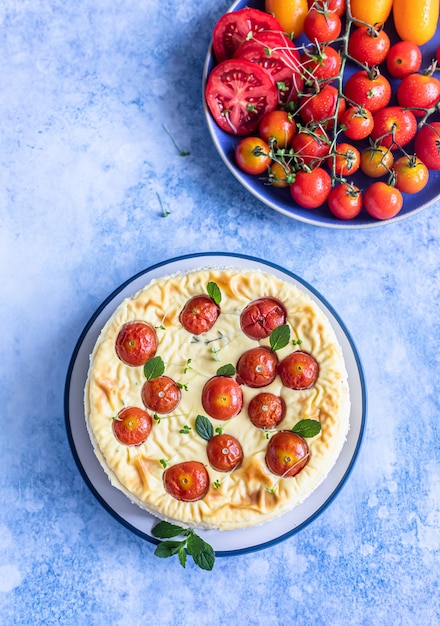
1;1;439;624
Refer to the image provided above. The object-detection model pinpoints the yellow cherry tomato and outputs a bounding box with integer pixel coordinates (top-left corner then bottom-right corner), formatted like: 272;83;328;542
265;0;308;36
393;0;439;46
349;0;393;26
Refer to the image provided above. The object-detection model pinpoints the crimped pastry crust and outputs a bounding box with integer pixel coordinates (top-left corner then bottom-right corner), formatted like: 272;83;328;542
85;268;350;530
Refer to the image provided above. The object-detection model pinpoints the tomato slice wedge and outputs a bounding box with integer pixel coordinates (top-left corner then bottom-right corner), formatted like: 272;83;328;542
234;31;304;104
205;58;278;136
212;7;283;62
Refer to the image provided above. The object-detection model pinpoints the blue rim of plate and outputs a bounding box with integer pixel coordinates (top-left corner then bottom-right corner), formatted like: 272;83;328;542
202;0;440;229
64;252;367;556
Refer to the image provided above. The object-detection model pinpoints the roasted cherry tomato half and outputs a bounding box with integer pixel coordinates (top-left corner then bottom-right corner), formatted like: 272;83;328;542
236;346;278;388
235;137;272;175
141;375;181;414
205;58;278;136
202;376;243;420
115;321;158;366
265;430;310;477
363;182;403;220
240;297;287;339
278;351;319;390
248;392;286;429
206;433;244;472
179;295;220;335
163;461;210;502
112;406;153;446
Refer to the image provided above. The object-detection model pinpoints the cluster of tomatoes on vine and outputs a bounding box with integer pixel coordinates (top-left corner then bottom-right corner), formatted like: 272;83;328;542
111;284;321;502
205;2;440;220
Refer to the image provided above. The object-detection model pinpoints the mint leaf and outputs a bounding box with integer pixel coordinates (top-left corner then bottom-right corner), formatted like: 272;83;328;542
144;355;165;380
291;419;322;438
154;540;186;558
178;547;187;568
152;521;187;539
216;363;236;376
207;281;221;305
195;414;214;441
270;324;290;352
186;532;215;571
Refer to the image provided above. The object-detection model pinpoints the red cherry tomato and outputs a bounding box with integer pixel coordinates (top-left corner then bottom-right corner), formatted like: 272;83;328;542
235;137;272;175
327;142;360;176
387;41;422;79
265;431;310;477
240;297;287;339
163;461;210;502
414;122;440;170
327;183;363;220
397;73;440;116
290;167;332;209
343;70;391;114
303;8;342;43
247;392;286;429
179;295;220;335
236;346;278;388
112;407;152;446
301;45;342;85
201;376;243;420
212;7;283;62
206;434;244;472
278;351;319;389
307;0;346;16
299;84;346;127
392;156;429;194
363;182;403;220
141;376;181;414
205;59;278;136
115;321;158;367
234;31;304;104
348;25;390;66
341;106;374;140
291;129;331;167
259;110;297;149
370;106;417;150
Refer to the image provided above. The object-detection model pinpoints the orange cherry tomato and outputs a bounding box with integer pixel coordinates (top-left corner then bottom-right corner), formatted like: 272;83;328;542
112;407;152;446
163;461;210;502
265;0;308;36
201;376;243;420
259;110;296;149
235;136;272;175
265;431;310;477
236;346;278;388
278;351;319;390
350;0;393;27
392;156;429;194
393;0;439;46
360;145;394;178
206;434;244;472
115;321;158;366
141;375;181;414
268;161;292;188
248;392;286;429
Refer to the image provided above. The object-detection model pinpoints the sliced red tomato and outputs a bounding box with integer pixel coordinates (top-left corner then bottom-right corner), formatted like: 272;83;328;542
205;59;278;136
234;31;304;104
212;7;283;63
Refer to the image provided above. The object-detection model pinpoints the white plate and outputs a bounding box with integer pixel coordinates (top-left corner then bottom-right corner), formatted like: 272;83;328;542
64;253;366;555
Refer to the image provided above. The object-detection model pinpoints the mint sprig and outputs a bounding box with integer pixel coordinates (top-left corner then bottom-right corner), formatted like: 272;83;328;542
207;281;222;305
291;419;322;438
152;521;215;570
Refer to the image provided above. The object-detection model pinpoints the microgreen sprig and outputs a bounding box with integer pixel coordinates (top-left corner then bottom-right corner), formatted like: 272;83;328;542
152;521;215;570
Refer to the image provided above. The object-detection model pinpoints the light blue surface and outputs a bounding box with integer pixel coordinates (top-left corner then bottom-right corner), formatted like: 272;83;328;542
1;1;439;625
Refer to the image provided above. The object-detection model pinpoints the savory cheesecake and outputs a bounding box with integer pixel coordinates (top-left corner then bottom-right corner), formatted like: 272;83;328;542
84;267;350;530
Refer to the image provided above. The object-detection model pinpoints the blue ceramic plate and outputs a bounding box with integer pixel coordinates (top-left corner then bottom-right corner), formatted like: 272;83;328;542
203;0;440;228
64;253;366;555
